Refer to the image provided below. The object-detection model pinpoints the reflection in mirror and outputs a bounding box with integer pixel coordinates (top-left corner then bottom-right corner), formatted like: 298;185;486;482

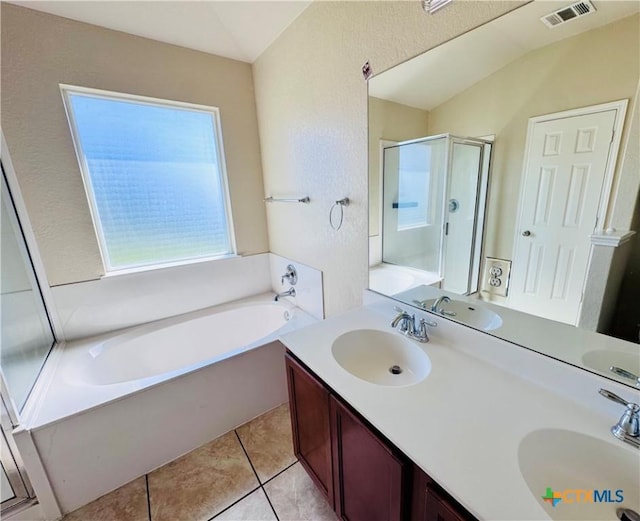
368;0;640;388
375;135;490;295
1;164;55;411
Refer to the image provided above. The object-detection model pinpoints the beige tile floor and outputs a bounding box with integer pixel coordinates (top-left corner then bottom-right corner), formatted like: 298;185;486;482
62;403;338;521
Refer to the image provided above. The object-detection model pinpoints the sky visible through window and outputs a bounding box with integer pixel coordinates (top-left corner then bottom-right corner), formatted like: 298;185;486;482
68;93;231;270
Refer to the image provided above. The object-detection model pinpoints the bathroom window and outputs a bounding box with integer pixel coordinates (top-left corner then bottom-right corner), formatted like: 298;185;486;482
61;86;235;273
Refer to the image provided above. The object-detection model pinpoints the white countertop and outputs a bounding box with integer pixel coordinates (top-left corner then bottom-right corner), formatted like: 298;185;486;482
391;285;640;387
280;296;640;521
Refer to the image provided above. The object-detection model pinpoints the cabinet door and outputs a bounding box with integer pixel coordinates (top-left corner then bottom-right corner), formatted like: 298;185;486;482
285;352;334;506
330;396;405;521
425;486;474;521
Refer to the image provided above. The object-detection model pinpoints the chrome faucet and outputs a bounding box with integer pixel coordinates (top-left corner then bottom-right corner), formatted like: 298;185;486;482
275;264;297;301
281;264;298;285
391;307;436;343
430;296;456;317
610;366;640;388
599;389;640;449
391;309;412;332
274;288;296;301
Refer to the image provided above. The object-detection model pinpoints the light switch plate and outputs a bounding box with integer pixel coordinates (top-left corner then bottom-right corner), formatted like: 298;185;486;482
482;257;511;297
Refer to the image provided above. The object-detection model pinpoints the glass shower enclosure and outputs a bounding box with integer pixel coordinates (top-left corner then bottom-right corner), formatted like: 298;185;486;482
1;161;56;513
382;134;491;295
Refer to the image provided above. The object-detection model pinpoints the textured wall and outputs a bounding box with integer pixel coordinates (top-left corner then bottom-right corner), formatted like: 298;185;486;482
1;4;269;286
253;0;522;317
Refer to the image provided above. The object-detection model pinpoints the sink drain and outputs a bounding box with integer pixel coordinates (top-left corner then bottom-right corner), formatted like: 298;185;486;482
389;365;403;375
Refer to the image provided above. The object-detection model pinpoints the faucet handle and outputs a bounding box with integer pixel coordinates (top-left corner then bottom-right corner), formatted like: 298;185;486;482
600;389;640;447
420;317;438;328
610;366;640;387
599;388;638;408
391;307;413;333
281;264;298;285
393;306;412;319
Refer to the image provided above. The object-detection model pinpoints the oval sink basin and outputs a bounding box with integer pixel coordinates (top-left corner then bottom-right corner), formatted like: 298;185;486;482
419;299;502;331
331;329;431;387
518;429;639;520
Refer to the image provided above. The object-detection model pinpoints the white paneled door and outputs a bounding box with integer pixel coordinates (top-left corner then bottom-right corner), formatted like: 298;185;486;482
509;105;623;325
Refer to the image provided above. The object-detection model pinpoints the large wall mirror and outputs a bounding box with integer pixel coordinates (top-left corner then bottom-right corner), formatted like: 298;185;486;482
368;0;640;388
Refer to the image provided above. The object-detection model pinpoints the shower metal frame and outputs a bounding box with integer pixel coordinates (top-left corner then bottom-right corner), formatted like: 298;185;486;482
382;133;493;295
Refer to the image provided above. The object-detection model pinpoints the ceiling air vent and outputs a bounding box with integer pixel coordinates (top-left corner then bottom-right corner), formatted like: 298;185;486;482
540;0;596;29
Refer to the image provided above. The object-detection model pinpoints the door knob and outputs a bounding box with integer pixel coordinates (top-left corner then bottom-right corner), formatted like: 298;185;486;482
522;230;531;237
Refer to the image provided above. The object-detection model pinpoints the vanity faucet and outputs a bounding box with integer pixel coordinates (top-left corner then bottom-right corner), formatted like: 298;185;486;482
274;288;296;301
391;307;436;343
430;296;456;316
599;389;640;449
391;309;412;333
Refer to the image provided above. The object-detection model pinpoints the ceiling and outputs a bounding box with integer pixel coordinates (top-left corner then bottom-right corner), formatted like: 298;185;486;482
369;0;640;110
7;0;312;63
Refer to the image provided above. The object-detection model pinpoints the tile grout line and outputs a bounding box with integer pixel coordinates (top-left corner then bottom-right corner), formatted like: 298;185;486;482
207;485;262;521
145;474;152;521
234;430;281;521
262;459;298;487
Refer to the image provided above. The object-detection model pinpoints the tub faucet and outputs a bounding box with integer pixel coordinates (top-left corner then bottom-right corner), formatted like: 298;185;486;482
281;264;298;285
274;288;296;301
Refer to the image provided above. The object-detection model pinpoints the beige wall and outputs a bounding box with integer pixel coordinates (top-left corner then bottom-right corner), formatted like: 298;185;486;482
368;96;429;237
1;4;269;286
427;14;640;260
254;0;522;317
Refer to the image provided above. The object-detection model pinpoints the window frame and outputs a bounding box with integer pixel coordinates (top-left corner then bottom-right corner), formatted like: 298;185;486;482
59;84;237;275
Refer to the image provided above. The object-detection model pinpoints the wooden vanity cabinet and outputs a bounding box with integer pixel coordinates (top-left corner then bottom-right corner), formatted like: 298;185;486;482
285;350;476;521
285;351;334;506
331;395;406;520
411;465;477;521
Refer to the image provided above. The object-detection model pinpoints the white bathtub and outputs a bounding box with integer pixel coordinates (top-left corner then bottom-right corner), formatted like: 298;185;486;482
21;293;316;514
69;301;293;386
369;263;441;295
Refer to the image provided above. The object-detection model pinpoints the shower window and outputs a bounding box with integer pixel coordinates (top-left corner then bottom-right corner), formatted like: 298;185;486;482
61;86;235;273
396;142;432;231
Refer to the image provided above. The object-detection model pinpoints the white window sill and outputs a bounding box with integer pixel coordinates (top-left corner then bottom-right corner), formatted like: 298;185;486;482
101;253;240;279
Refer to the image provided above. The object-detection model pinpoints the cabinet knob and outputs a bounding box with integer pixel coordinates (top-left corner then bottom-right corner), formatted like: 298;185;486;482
522;230;531;237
